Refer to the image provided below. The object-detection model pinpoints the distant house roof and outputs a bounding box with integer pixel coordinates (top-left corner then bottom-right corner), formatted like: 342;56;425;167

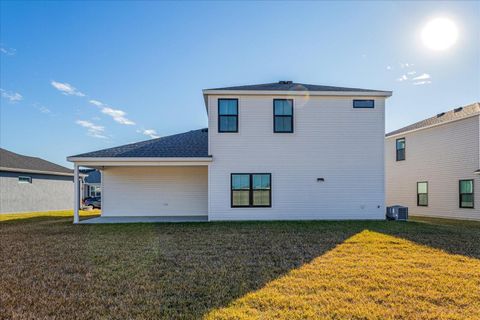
386;102;480;137
80;169;101;183
0;148;73;176
69;128;209;158
204;81;390;94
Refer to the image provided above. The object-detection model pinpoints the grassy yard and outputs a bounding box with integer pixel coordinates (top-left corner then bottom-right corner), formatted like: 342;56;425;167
0;213;479;319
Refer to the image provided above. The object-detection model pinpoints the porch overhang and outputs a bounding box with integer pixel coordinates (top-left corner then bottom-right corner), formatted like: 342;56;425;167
67;156;213;168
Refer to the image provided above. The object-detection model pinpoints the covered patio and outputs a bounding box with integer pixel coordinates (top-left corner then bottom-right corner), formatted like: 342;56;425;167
67;128;211;224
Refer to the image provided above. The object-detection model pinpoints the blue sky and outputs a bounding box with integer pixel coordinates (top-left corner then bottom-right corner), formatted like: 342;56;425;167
1;1;479;167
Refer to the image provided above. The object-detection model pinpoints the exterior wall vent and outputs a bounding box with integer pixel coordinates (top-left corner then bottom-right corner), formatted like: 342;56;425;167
454;107;463;113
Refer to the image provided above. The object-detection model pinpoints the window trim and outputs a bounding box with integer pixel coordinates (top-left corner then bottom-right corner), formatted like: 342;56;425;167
18;176;32;184
353;99;375;108
396;137;406;161
459;179;474;209
417;181;428;207
231;173;272;208
18;176;32;183
218;98;239;133
273;99;294;133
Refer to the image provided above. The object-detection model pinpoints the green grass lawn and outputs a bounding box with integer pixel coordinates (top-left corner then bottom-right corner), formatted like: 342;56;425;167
1;212;479;319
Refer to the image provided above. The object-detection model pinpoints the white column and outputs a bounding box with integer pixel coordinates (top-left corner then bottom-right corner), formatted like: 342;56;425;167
74;164;80;224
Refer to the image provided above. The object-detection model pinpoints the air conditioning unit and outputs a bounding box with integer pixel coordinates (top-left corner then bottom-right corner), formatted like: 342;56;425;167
386;205;408;221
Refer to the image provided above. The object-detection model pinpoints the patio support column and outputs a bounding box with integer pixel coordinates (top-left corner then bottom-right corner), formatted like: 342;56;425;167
74;164;80;224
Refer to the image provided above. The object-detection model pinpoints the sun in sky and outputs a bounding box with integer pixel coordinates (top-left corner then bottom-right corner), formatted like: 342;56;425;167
421;17;458;51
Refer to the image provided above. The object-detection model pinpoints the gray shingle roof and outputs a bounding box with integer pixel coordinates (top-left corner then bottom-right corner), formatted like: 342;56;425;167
0;148;73;174
70;128;209;158
386;102;480;137
205;81;389;93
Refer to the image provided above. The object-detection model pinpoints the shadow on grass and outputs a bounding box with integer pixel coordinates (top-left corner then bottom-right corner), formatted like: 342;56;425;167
367;218;480;259
1;217;479;319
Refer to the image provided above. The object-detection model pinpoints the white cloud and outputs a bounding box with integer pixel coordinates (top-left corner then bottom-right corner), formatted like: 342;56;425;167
386;66;392;70
407;71;417;75
412;73;431;81
76;120;107;138
89;99;104;107
33;103;51;114
0;45;16;56
413;80;432;86
140;129;160;139
101;107;135;125
0;89;23;102
397;75;408;82
89;99;135;125
51;81;85;96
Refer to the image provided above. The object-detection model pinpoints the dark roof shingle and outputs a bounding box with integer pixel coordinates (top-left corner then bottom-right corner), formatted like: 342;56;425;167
70;128;209;158
0;148;73;174
386;103;480;137
205;81;389;93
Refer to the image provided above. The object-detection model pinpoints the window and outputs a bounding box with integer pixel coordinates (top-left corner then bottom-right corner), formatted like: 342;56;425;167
353;99;375;108
218;99;238;132
231;173;271;207
459;180;474;208
89;185;101;198
18;176;32;184
417;182;428;206
273;99;293;133
396;138;406;161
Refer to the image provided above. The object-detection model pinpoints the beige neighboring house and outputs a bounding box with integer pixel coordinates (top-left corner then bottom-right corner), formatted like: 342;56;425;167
386;102;479;221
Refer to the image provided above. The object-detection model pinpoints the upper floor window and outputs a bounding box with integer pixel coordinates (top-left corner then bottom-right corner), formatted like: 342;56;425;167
218;99;238;133
396;138;406;161
18;176;32;183
353;99;375;108
417;182;428;206
231;173;271;207
273;99;293;133
459;180;474;208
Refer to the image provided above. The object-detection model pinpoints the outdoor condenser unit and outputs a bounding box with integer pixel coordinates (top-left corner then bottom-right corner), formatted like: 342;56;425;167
386;205;408;221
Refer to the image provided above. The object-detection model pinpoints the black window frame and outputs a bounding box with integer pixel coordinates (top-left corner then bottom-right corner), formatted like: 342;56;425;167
396;137;406;161
459;179;474;209
273;99;294;133
231;173;272;208
353;99;375;108
417;181;428;207
18;176;32;184
218;98;238;133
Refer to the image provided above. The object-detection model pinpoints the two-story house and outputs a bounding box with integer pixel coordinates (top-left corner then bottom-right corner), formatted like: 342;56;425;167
386;102;479;221
68;81;392;223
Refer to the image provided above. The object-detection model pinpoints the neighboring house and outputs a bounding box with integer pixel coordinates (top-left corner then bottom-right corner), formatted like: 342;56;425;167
68;81;392;223
80;168;101;200
386;102;479;221
0;148;75;213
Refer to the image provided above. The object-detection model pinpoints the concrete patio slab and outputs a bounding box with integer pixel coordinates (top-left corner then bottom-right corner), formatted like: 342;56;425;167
79;216;208;224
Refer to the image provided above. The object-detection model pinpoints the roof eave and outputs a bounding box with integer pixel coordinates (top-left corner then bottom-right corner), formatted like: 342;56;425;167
0;166;82;177
202;89;392;97
385;112;480;139
68;156;212;163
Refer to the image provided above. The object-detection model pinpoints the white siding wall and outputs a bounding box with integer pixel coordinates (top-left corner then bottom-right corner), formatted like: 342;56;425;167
102;166;207;217
208;95;386;220
386;115;480;221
